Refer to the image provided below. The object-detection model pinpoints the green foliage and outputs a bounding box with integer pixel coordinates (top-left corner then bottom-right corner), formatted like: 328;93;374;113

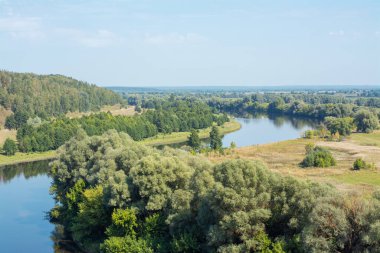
71;186;110;249
17;99;227;153
324;116;354;136
301;145;336;168
354;110;379;133
106;208;138;237
353;158;371;170
0;71;121;120
5;110;29;129
50;130;380;253
187;129;201;150
101;236;153;253
209;125;222;150
2;138;17;156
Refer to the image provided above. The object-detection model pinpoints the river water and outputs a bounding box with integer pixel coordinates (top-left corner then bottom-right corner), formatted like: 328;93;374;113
0;115;317;252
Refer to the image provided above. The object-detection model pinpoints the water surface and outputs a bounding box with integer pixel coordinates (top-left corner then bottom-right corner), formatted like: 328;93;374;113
0;161;55;253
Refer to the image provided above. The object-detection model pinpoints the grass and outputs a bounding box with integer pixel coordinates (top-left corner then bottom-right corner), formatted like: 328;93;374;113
0;150;57;167
0;129;17;146
140;120;241;146
350;130;380;147
66;104;137;119
331;170;380;186
208;132;380;195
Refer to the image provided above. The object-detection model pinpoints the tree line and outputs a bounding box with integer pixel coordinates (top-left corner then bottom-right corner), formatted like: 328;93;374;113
15;100;228;153
50;130;380;253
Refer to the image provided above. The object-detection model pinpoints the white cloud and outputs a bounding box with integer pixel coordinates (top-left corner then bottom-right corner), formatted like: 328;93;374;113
329;30;345;36
55;28;124;48
0;17;45;39
375;31;380;37
144;32;207;45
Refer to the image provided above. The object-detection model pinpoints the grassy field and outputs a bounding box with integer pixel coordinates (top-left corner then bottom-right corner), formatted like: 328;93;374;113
66;104;137;118
140;120;241;146
208;132;380;195
0;150;57;167
350;130;380;147
0;129;17;146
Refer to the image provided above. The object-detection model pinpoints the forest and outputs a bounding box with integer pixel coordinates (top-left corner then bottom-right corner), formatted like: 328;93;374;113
0;71;122;120
50;130;380;253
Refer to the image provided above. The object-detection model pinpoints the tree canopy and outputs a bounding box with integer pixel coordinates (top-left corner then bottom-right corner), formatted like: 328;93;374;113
50;130;380;253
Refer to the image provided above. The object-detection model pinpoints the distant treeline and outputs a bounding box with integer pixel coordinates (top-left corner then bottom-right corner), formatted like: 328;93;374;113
0;71;121;119
207;94;380;120
16;100;229;152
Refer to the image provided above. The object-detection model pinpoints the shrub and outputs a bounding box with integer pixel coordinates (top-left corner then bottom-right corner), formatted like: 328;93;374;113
301;145;336;168
2;138;17;156
352;158;373;170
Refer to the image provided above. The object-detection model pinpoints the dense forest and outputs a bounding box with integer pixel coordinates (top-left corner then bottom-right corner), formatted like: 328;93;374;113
0;71;121;120
16;100;229;152
50;130;380;253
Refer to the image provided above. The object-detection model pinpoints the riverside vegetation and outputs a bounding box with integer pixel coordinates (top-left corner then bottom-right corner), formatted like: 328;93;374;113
50;130;380;253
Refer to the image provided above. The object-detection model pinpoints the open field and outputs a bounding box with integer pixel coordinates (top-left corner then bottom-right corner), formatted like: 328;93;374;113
0;129;17;146
208;132;380;195
0;151;57;167
350;130;380;147
66;104;137;118
140;120;241;146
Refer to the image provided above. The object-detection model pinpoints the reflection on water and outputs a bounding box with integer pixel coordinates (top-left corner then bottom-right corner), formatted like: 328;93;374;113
0;160;50;183
157;115;319;149
0;160;79;253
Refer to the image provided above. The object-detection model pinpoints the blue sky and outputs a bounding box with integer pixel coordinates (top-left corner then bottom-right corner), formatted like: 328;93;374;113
0;0;379;86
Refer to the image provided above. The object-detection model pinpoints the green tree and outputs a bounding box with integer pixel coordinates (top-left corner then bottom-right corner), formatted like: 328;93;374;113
187;129;201;150
209;125;222;150
324;117;354;136
301;145;336;168
354;110;379;133
2;138;17;156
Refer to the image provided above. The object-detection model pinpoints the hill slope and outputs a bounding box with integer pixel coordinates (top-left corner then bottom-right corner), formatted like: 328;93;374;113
0;71;121;118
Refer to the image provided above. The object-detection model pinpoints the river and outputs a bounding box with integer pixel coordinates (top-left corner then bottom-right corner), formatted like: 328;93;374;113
0;115;317;252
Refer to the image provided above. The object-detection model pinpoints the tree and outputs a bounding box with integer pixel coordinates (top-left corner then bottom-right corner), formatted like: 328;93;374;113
354;110;379;133
301;145;336;168
324;117;354;136
187;129;201;150
3;138;17;156
209;125;222;150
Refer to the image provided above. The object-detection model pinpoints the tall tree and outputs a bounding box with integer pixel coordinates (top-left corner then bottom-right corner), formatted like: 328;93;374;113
209;126;222;150
187;129;201;150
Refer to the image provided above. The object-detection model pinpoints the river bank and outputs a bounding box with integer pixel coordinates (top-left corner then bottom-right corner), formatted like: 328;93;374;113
140;120;241;146
0;120;241;167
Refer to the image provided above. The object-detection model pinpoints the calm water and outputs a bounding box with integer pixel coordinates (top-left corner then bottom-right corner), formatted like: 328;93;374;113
160;115;318;149
0;160;61;253
222;115;318;147
0;115;317;252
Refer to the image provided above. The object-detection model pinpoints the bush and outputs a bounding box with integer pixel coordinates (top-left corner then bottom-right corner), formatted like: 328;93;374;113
2;138;17;156
354;110;379;133
353;158;371;170
301;145;336;168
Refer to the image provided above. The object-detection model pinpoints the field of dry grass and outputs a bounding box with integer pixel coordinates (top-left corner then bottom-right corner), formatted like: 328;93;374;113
208;132;380;196
0;106;13;128
66;104;137;119
0;129;17;146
